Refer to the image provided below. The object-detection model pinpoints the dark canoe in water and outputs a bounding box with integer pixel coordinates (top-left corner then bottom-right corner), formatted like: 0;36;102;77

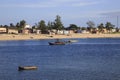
49;39;66;45
18;66;38;71
49;42;65;45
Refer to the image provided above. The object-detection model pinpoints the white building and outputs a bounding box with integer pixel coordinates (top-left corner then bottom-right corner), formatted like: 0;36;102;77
25;24;31;29
81;30;90;34
0;27;7;33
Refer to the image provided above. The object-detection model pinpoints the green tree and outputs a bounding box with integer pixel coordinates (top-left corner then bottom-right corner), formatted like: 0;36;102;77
87;21;95;32
47;21;53;30
81;27;87;30
16;22;20;29
105;22;115;33
38;20;47;33
67;24;78;30
54;15;64;30
10;23;14;27
98;23;104;33
15;20;26;33
4;25;9;33
19;20;26;30
116;27;119;32
87;21;95;28
32;25;36;29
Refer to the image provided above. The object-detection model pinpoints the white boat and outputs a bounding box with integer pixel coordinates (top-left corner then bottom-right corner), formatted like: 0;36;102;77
66;40;78;43
18;66;38;71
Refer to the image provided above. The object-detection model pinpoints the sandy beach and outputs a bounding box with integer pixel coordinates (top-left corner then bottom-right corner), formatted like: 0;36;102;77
0;33;120;41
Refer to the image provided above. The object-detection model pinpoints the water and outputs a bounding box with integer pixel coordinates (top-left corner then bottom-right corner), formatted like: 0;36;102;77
0;38;120;80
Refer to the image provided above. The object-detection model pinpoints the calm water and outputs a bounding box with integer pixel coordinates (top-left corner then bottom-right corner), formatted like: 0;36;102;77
0;38;120;80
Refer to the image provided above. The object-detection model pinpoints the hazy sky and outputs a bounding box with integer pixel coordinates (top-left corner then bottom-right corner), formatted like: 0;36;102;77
0;0;120;27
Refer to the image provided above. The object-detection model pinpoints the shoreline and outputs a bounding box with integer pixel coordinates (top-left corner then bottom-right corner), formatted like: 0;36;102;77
0;33;120;41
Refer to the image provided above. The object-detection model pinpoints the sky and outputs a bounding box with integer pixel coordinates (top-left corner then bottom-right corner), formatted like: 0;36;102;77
0;0;120;27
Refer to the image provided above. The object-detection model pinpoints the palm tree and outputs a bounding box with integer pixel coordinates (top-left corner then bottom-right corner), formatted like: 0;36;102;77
98;23;104;33
20;20;26;29
86;21;95;33
105;22;115;33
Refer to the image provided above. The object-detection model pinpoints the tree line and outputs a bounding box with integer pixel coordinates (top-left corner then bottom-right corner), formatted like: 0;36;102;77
0;15;119;33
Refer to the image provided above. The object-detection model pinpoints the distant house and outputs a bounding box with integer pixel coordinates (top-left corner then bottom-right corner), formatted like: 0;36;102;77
0;27;19;34
22;24;31;34
32;29;41;34
57;30;64;35
22;29;30;34
24;24;31;29
102;28;108;33
50;29;57;35
81;30;90;34
63;30;70;35
0;27;7;33
76;30;82;33
36;30;41;34
68;30;74;34
8;28;18;34
111;29;116;33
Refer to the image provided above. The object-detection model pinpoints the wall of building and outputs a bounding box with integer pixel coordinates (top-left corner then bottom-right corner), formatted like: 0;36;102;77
8;29;18;34
0;28;7;33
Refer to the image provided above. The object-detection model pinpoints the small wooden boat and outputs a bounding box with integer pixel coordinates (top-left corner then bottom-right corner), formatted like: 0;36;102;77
49;39;65;45
18;66;38;71
49;42;65;45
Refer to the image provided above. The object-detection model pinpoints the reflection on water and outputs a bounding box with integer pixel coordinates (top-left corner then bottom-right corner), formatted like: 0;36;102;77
0;38;120;80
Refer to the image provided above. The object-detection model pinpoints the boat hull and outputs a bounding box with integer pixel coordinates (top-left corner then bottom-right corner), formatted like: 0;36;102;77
18;66;37;71
49;42;65;45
